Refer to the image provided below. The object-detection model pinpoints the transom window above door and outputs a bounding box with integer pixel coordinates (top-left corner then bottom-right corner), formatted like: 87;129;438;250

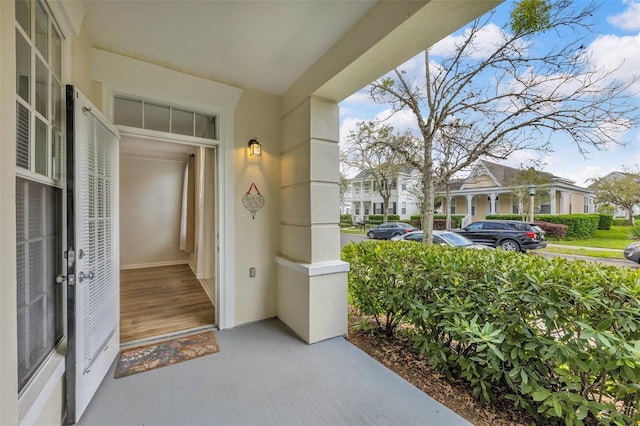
113;96;217;140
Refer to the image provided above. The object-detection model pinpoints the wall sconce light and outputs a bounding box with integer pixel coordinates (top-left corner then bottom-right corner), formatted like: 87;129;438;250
248;138;262;157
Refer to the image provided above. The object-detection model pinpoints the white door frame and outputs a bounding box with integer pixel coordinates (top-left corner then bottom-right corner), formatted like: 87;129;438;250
116;127;233;330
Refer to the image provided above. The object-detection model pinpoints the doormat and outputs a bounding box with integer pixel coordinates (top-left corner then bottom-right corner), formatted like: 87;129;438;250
114;330;219;378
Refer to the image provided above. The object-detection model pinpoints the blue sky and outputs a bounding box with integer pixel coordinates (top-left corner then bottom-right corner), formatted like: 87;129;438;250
339;0;640;186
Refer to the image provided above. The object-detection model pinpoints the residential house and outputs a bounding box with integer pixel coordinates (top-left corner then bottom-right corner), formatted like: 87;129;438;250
0;1;501;424
440;160;595;226
342;169;420;222
590;171;640;218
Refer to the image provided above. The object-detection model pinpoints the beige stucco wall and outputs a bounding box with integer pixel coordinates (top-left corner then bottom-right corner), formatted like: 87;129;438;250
473;195;488;221
233;89;281;325
454;197;467;214
497;194;511;214
119;152;191;268
70;22;94;102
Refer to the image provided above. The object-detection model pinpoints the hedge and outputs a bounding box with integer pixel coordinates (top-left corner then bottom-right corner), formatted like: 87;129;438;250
487;214;599;239
410;214;465;229
339;214;353;227
365;214;402;225
534;220;568;239
598;214;613;230
343;241;640;425
613;218;632;226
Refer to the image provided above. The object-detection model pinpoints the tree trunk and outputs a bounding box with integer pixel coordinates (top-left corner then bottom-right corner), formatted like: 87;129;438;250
421;175;435;244
444;184;452;230
383;197;389;223
629;207;635;226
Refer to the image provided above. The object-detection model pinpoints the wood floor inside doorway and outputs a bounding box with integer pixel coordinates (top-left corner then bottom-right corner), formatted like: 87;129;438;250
120;264;215;343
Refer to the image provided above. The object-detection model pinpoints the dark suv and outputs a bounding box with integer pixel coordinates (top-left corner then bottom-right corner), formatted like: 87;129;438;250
453;220;547;252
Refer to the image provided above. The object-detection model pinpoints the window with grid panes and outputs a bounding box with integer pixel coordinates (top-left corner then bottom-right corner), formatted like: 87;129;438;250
15;0;64;393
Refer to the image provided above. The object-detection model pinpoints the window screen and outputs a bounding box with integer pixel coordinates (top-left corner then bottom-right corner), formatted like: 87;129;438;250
16;178;63;392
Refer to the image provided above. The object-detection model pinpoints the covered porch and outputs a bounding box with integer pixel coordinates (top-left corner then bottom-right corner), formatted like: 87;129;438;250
78;319;468;425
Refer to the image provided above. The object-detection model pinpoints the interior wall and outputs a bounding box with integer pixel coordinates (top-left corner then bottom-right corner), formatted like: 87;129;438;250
119;146;190;268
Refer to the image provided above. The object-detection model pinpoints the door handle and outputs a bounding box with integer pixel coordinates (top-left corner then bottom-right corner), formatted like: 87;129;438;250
78;271;95;283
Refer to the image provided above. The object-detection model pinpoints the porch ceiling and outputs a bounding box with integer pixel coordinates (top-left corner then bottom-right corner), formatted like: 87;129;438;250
81;1;502;99
82;0;376;95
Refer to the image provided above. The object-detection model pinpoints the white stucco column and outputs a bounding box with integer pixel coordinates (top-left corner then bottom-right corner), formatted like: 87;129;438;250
466;194;473;215
558;191;564;214
276;97;349;344
489;193;497;215
549;189;556;214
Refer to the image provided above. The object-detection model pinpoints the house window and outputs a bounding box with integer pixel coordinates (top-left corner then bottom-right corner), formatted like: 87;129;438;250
569;193;573;214
401;182;407;191
401;202;406;215
354;186;360;196
15;0;64;393
584;196;590;213
388;202;396;214
539;193;551;214
363;182;370;195
390;178;397;189
355;206;360;215
364;206;370;215
450;202;456;214
114;96;217;140
512;196;520;214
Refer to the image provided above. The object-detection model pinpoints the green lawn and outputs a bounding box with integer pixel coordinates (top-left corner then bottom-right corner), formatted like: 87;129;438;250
540;245;625;260
548;225;634;250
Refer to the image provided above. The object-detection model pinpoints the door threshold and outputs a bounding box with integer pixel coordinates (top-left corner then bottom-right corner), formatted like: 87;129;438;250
120;325;218;350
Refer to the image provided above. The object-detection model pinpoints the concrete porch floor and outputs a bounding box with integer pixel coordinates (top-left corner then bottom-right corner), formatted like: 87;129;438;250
78;319;470;425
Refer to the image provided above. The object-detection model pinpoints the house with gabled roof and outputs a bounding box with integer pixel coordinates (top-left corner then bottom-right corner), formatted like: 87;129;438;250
440;160;595;226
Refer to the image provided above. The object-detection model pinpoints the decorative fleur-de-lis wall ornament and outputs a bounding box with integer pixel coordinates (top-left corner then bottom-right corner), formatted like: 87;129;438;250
242;183;265;219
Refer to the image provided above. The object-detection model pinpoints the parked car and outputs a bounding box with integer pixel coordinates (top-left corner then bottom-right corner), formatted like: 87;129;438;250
367;222;417;239
624;242;640;263
453;220;547;252
391;230;493;249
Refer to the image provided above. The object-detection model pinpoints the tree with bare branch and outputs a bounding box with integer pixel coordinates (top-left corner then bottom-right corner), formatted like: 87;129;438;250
369;0;639;244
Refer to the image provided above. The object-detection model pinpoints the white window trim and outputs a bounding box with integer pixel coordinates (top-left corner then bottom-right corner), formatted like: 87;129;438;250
18;342;66;426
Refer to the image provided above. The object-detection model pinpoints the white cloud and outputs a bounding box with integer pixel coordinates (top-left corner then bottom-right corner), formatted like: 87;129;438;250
608;1;640;31
430;23;509;60
588;32;640;95
373;109;418;134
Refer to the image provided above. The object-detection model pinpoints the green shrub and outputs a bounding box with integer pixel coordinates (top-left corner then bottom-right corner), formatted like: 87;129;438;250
534;220;567;239
343;241;640;425
597;214;613;230
488;214;599;239
410;214;465;229
339;214;353;227
613;218;632;226
630;223;640;239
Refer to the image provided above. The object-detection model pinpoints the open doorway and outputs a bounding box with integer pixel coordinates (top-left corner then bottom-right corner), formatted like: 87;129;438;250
118;136;217;345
